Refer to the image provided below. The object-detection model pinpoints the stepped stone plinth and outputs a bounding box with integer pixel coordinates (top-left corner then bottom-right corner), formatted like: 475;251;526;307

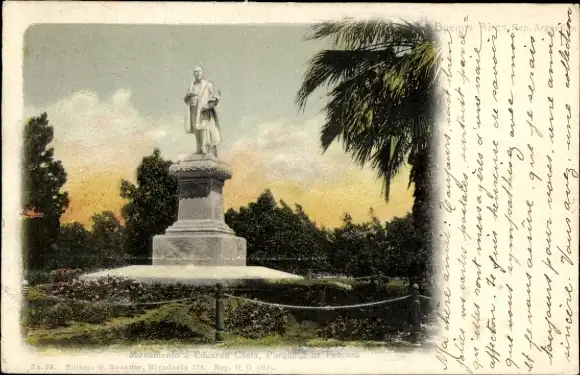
152;153;247;266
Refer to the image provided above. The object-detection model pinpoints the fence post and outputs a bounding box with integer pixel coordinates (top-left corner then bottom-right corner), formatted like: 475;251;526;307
377;273;382;287
410;283;421;342
22;280;29;299
215;282;224;343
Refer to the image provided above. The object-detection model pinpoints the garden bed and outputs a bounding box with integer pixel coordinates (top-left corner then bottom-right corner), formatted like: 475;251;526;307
22;277;434;347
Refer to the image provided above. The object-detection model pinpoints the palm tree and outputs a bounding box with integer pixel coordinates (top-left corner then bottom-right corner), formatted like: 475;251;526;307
296;19;439;286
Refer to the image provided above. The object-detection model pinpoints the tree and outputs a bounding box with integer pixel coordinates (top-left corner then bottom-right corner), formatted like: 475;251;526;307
22;113;70;270
120;149;178;264
225;189;329;275
296;20;437;284
52;213;126;270
327;212;388;278
89;211;127;269
52;222;91;269
384;214;421;283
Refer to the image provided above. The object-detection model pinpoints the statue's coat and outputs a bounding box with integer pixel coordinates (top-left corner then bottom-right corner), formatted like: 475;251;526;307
184;79;221;147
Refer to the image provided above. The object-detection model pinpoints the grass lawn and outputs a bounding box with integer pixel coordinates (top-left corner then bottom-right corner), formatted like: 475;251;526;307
26;321;432;352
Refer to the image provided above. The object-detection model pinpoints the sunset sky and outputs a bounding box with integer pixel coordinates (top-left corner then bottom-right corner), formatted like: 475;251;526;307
23;24;413;228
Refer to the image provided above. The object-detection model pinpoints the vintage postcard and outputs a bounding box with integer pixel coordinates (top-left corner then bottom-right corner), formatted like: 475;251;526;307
2;2;578;374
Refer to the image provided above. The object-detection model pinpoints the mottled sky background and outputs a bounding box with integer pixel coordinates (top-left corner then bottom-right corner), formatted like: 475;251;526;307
24;24;412;228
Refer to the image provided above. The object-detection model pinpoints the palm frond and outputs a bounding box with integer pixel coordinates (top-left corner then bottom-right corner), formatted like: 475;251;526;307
296;48;396;111
307;19;432;51
299;18;438;201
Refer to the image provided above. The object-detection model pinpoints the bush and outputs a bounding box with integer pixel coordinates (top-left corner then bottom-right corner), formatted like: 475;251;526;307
132;283;215;304
27;303;215;347
77;302;112;324
320;316;393;340
26;308;46;326
224;280;425;338
226;302;291;339
48;278;215;306
50;268;82;284
30;279;432;343
123;303;214;341
284;319;320;343
25;286;58;311
23;286;54;327
50;277;141;302
44;303;73;327
27;270;51;286
27;286;46;301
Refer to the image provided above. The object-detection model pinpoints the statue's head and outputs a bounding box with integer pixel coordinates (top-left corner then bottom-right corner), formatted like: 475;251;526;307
193;66;203;81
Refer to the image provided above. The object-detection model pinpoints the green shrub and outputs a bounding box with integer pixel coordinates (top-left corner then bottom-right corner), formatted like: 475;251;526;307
107;304;143;319
31;280;431;343
48;278;215;306
50;277;140;302
44;303;73;327
50;268;82;284
224;281;425;339
283;318;319;343
25;287;58;311
23;286;53;327
27;308;46;326
226;302;291;339
77;302;112;324
187;295;215;324
320;316;392;340
27;270;51;286
27;286;46;301
28;303;215;347
122;303;214;341
132;283;215;304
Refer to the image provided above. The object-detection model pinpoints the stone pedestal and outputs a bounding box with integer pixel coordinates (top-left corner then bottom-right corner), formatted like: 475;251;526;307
152;153;246;266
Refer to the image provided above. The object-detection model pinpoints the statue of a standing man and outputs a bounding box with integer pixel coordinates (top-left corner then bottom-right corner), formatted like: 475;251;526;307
184;66;221;156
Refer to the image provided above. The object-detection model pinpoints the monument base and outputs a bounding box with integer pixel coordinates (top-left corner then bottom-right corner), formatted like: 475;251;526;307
152;232;246;266
80;265;303;286
151;153;248;266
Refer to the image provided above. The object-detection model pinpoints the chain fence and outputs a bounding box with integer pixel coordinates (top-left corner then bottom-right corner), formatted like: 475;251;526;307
25;293;433;312
224;293;412;310
23;281;433;343
30;291;420;309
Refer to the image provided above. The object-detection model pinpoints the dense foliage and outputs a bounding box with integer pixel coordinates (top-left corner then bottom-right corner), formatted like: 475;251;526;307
49;212;126;270
226;190;428;283
225;190;329;275
226;303;292;339
22;113;70;270
24;279;432;345
120;148;178;265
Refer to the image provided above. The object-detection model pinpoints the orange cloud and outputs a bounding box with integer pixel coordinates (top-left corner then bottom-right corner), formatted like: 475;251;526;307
223;149;413;227
60;149;412;229
60;169;131;228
